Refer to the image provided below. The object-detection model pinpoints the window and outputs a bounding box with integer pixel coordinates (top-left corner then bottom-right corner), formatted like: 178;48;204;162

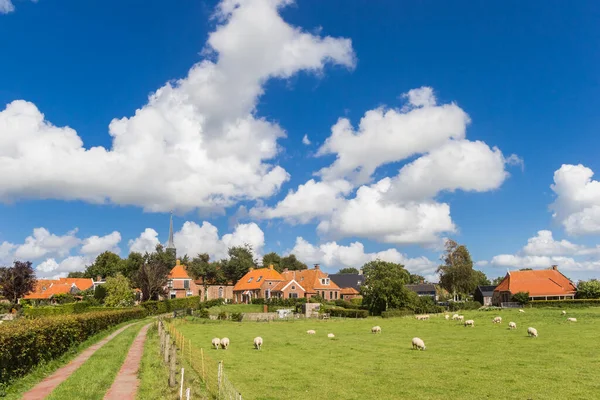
335;291;338;299
321;278;330;285
167;280;173;288
248;277;253;283
218;287;224;298
289;293;298;298
322;291;325;298
184;280;190;289
257;276;262;282
170;293;176;299
329;291;333;299
291;285;296;290
269;282;272;285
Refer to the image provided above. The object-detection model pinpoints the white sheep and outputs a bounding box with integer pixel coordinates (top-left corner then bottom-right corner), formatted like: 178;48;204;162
519;309;525;313
211;337;221;349
457;315;465;321
464;319;475;327
371;326;381;333
253;336;263;350
527;327;538;337
411;337;426;350
493;316;502;324
451;313;459;320
562;310;567;315
567;317;577;322
508;321;517;330
306;329;316;334
327;333;335;338
445;314;450;320
220;337;230;349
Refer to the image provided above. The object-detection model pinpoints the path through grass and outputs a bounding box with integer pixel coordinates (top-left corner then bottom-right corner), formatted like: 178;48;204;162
136;324;178;400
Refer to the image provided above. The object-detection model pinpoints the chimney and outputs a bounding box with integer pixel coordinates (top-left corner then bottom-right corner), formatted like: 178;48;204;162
283;268;289;273
314;264;320;270
96;275;102;282
249;267;254;272
551;265;558;271
358;269;363;276
268;264;273;270
176;259;181;266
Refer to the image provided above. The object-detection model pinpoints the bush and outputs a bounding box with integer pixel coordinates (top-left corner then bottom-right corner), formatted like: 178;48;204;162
529;299;600;308
0;303;11;314
217;311;228;320
333;299;362;309
447;301;482;311
512;291;530;305
250;298;265;305
0;308;145;384
327;307;368;318
201;298;225;309
478;306;502;311
23;301;134;318
140;296;202;315
381;308;414;318
195;308;210;319
230;312;243;322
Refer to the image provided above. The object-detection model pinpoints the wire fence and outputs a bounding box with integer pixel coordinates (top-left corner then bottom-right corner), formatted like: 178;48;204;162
164;319;243;400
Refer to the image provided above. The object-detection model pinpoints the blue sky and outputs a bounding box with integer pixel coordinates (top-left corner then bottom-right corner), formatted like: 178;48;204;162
1;0;600;282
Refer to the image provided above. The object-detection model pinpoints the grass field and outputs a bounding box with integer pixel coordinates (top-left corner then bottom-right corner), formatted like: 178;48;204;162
208;304;263;314
175;308;600;400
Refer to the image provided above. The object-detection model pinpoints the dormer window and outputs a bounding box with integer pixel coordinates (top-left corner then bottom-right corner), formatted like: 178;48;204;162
257;276;262;282
248;277;253;283
321;278;330;285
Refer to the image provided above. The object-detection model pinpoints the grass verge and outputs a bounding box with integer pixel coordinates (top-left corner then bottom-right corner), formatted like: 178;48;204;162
0;319;141;400
46;322;143;400
208;304;262;314
136;323;178;400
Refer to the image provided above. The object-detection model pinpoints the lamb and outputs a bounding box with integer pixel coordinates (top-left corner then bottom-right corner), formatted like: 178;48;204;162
508;322;517;330
457;315;464;321
493;316;502;324
371;326;381;333
220;337;230;350
464;319;475;327
254;336;263;350
527;327;538;337
327;333;335;338
451;314;459;320
567;317;577;322
211;337;221;349
411;337;426;350
562;310;567;315
445;314;450;320
306;330;316;334
519;309;525;313
415;315;429;320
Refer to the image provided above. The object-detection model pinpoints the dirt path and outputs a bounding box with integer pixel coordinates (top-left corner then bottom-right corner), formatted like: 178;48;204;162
22;322;137;400
103;323;152;400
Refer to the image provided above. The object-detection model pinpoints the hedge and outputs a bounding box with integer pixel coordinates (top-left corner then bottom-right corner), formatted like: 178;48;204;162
447;301;482;311
529;299;600;308
23;302;134;318
327;308;368;318
381;308;414;318
0;308;145;384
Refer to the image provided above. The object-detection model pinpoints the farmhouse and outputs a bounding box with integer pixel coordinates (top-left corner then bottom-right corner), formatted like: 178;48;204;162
282;265;341;301
340;287;361;301
405;283;438;301
22;278;94;303
474;285;496;306
492;265;577;306
166;260;197;299
233;265;286;303
195;277;234;301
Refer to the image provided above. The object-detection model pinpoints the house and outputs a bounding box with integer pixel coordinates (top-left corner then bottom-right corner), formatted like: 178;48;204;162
195;277;234;301
22;278;94;303
232;265;286;303
492;265;577;306
474;285;496;306
166;260;199;299
329;273;365;291
405;283;438;301
281;265;341;301
340;287;361;301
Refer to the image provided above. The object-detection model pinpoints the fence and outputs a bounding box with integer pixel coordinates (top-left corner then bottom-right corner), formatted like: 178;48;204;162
162;319;243;400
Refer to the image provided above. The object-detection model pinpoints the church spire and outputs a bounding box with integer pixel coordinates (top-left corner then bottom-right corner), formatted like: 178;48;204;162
166;212;176;261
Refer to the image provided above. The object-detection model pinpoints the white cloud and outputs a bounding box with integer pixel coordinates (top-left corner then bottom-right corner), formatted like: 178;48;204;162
316;86;470;184
36;256;90;279
80;231;121;258
173;221;265;261
0;241;16;265
302;134;311;145
0;0;14;14
290;237;438;280
488;254;600;272
402;86;437;108
522;230;582;256
0;0;354;213
128;228;160;254
550;164;600;235
250;179;352;223
14;228;81;260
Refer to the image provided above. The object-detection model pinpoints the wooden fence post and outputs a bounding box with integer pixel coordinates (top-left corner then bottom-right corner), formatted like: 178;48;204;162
217;360;223;398
169;343;177;387
200;348;206;385
189;339;192;364
164;334;171;364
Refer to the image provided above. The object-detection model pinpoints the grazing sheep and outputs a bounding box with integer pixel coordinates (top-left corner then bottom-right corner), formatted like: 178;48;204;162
464;319;475;327
493;316;502;324
562;310;567;315
220;337;230;350
508;322;517;330
519;309;525;313
327;333;335;338
211;337;221;349
445;314;450;320
567;317;577;322
411;337;426;350
371;326;382;333
527;327;538;337
415;315;430;320
306;330;316;334
457;315;465;321
253;336;263;350
452;313;459;320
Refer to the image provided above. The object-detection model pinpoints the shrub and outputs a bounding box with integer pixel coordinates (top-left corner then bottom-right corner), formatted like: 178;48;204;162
447;301;482;311
195;308;210;319
94;285;107;303
0;308;145;384
334;299;362;309
529;299;600;308
140;296;202;315
217;311;228;320
201;298;225;309
512;291;530;305
478;306;502;311
381;308;414;318
251;298;265;305
230;312;243;322
349;297;363;307
327;307;368;318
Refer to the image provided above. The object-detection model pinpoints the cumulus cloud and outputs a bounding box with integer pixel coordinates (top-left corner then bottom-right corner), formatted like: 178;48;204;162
0;0;355;213
302;134;311;145
550;164;600;235
0;0;15;14
14;228;81;260
290;237;438;280
80;231;121;258
128;228;161;254
36;256;91;279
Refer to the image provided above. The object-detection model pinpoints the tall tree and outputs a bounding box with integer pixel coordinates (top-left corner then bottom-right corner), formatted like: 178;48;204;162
224;245;257;284
437;239;478;299
123;252;144;281
361;260;413;315
409;273;426;284
84;251;125;279
492;276;506;285
104;273;135;307
576;280;600;299
134;244;172;301
338;267;360;274
473;270;491;286
280;254;308;271
0;261;37;304
262;252;281;271
67;271;86;278
189;254;226;300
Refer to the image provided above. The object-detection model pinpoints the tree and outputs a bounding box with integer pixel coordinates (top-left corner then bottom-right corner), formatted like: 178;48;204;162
223;245;257;284
360;260;413;315
338;267;359;275
576;280;600;299
189;254;226;300
122;252;144;281
473;270;491;286
436;239;478;299
94;284;107;303
104;273;134;307
262;252;281;271
280;254;307;271
409;273;426;284
0;261;37;304
67;271;86;278
512;291;530;305
134;244;173;301
492;276;506;285
84;251;125;279
53;293;75;304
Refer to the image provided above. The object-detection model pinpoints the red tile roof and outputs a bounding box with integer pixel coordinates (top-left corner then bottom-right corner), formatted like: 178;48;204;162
168;261;191;279
61;278;94;291
281;268;340;294
233;266;284;291
340;287;360;295
494;268;576;296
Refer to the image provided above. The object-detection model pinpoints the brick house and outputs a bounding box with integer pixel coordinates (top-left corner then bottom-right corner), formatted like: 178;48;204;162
282;265;341;301
232;265;286;303
340;287;361;301
166;260;198;299
195;277;234;301
22;278;94;304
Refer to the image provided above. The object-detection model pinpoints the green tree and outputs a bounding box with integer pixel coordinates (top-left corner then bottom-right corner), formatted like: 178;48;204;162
338;267;360;274
224;245;257;284
122;252;144;281
134;244;173;301
473;270;491;286
104;273;134;307
492;276;506;285
84;251;125;279
437;239;478;299
576;280;600;299
512;291;530;305
262;252;281;271
0;261;37;304
94;284;107;303
361;260;413;315
409;273;426;284
67;271;86;278
53;293;76;304
189;254;226;300
280;254;308;271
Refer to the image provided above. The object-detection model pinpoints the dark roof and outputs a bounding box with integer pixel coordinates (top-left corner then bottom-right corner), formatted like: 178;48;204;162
405;283;436;293
476;285;496;297
329;274;365;291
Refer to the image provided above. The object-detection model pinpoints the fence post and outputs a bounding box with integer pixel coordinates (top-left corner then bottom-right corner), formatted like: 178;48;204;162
169;343;177;387
200;348;206;387
189;339;192;364
164;334;171;364
217;361;223;399
179;368;185;399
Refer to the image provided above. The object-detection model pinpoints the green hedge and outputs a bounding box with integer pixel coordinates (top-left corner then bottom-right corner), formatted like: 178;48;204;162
140;296;203;315
327;308;368;318
447;301;482;311
0;309;145;384
381;308;414;318
529;299;600;308
23;302;135;318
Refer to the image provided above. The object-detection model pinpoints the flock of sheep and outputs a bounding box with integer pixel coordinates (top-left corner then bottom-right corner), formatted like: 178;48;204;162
209;309;577;352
